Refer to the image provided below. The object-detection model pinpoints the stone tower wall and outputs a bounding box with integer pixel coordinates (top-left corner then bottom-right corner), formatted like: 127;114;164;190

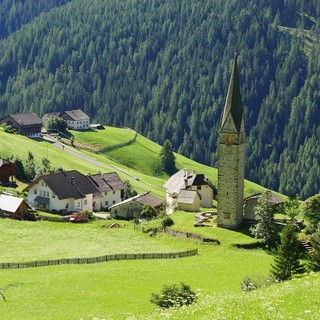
217;131;245;228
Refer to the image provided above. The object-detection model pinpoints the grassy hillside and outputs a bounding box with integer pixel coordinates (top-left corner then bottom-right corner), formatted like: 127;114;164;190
0;216;317;319
68;127;268;198
0;127;267;199
0;128;316;319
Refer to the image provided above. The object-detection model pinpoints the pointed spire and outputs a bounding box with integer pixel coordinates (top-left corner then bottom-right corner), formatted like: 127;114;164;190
220;52;244;133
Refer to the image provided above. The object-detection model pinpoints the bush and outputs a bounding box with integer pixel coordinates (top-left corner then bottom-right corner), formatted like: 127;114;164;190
241;274;276;292
150;282;197;308
161;216;174;230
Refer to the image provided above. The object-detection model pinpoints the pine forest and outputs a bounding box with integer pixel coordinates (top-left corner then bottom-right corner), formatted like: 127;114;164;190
0;0;319;199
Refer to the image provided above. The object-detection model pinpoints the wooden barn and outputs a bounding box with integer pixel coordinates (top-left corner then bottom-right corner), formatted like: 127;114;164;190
0;112;43;136
0;194;30;219
0;159;16;184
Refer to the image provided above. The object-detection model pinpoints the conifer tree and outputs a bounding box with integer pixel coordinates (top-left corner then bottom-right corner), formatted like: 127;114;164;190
271;224;305;281
159;140;176;175
25;151;36;181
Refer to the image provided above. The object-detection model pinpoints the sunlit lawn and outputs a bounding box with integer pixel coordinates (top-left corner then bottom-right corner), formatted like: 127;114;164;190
0;243;272;320
69;126;136;149
0;219;195;263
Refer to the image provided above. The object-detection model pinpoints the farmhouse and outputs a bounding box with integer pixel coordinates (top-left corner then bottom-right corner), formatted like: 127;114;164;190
0;194;30;219
163;168;214;212
0;159;16;185
24;169;98;213
88;172;126;211
60;109;90;130
0;112;43;136
243;192;283;222
109;191;163;219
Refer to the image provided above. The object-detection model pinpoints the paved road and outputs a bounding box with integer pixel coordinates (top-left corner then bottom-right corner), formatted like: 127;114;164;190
44;135;162;191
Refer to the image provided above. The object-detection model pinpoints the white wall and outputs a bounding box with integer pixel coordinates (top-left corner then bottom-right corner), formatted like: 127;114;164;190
67;119;90;130
27;179;93;212
93;190;122;211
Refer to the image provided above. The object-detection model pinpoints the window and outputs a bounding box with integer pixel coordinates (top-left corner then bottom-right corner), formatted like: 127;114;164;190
197;185;201;190
113;191;116;195
105;201;109;206
224;213;231;220
46;191;49;197
65;203;69;209
77;202;80;208
105;192;108;195
84;199;87;205
34;189;37;195
52;195;55;198
113;200;116;204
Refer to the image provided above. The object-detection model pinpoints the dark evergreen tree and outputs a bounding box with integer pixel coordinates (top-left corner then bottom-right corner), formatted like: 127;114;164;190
36;157;55;176
25;151;36;181
159;140;176;175
271;223;305;281
280;194;300;221
123;180;137;200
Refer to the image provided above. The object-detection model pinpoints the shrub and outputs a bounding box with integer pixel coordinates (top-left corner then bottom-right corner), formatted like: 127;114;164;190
161;216;174;230
141;204;158;220
241;274;276;292
150;282;197;308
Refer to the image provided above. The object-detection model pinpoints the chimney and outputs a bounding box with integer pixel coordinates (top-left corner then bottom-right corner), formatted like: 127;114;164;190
183;168;188;177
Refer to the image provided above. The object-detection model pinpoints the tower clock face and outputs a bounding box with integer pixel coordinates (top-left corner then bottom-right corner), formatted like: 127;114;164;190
225;134;233;145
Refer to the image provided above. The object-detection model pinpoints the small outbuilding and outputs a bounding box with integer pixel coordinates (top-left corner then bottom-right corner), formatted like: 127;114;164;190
0;194;30;219
0;159;17;185
109;192;163;220
243;192;283;222
177;190;201;212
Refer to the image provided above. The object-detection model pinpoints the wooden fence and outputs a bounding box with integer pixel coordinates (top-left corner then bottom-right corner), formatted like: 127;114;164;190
165;228;220;245
0;249;198;269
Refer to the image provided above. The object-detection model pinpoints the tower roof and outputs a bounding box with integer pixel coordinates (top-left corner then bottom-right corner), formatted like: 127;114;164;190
220;53;244;133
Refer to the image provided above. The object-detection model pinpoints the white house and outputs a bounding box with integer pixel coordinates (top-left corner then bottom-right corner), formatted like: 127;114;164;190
60;109;90;130
163;169;214;212
88;172;126;211
23;169;98;213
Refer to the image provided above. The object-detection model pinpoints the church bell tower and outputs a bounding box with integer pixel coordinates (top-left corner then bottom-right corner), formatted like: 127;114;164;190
217;53;245;229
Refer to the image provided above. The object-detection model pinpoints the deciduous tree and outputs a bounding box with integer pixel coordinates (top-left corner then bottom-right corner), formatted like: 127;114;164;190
250;191;278;245
301;194;320;233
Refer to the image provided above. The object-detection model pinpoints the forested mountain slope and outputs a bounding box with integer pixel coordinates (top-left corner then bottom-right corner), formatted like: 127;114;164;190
0;0;319;199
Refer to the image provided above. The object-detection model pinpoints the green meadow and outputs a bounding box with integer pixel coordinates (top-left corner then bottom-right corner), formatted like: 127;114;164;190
0;127;315;319
0;217;273;320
